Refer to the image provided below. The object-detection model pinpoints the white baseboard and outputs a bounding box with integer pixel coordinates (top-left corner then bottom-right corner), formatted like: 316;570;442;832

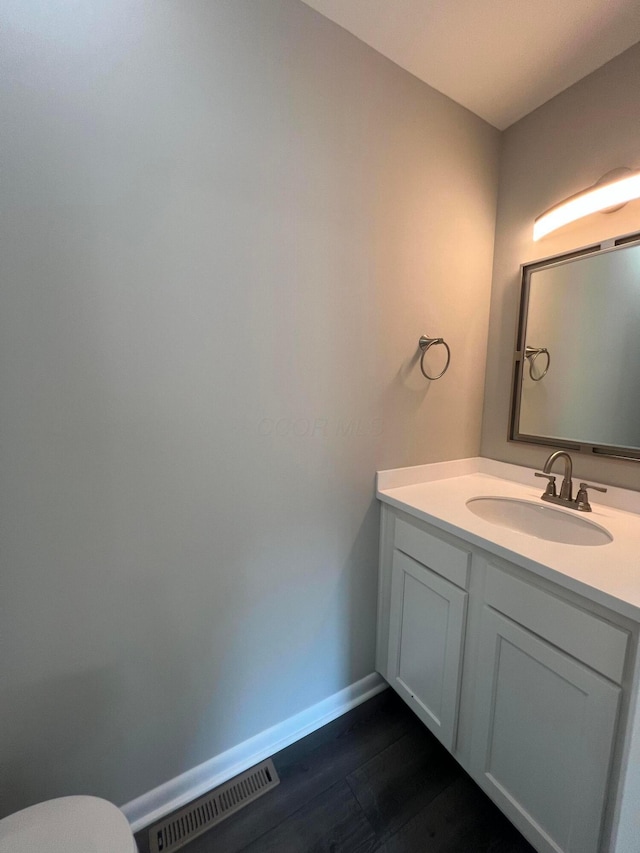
122;672;387;832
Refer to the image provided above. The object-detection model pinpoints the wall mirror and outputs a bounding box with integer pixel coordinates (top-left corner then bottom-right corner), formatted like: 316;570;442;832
510;232;640;460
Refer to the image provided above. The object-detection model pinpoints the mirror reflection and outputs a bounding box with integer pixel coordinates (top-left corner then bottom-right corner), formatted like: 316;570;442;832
511;237;640;458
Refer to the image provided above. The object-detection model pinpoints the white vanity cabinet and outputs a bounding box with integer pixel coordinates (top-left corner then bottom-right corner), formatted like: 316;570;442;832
386;522;469;749
471;560;625;853
376;504;634;853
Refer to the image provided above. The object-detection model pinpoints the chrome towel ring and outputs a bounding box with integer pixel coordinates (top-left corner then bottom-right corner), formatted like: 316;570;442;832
418;334;451;380
524;346;550;381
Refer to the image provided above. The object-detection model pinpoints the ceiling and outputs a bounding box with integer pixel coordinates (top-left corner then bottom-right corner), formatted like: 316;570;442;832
300;0;640;129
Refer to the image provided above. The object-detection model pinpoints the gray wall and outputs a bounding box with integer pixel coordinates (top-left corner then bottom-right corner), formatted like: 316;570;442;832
481;42;640;488
0;0;500;813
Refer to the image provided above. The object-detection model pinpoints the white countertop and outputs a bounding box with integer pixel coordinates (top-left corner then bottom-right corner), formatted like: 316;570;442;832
377;457;640;621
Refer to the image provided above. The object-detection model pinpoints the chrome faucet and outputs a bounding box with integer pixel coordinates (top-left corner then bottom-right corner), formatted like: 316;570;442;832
535;450;607;512
544;450;573;500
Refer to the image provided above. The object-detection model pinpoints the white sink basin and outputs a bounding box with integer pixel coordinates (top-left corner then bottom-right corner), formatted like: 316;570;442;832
466;496;613;546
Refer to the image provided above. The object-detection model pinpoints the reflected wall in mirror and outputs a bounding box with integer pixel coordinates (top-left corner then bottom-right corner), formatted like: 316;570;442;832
510;234;640;460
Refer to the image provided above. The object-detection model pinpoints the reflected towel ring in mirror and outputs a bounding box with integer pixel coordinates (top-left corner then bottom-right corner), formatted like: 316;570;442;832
525;346;550;381
418;334;451;380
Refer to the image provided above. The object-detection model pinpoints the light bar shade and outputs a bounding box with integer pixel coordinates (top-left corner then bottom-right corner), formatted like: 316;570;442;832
533;169;640;241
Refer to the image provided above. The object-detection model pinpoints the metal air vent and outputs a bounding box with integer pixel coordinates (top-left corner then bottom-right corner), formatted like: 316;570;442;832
148;758;279;853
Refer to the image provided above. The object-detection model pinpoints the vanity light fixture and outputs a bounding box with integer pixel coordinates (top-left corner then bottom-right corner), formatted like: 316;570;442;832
533;167;640;241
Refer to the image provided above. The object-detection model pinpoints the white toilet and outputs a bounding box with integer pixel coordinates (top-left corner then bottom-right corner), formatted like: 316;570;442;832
0;795;137;852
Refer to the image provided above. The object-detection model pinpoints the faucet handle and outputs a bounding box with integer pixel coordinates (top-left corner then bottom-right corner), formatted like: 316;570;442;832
575;482;607;512
578;482;607;493
535;472;557;497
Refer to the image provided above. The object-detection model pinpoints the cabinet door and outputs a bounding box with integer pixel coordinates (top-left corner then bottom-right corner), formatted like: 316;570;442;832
387;550;467;750
470;607;620;853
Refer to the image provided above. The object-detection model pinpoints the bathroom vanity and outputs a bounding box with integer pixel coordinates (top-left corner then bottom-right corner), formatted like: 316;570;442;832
376;458;640;853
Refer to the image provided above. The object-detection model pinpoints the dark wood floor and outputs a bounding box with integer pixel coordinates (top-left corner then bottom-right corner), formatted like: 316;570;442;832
135;688;536;853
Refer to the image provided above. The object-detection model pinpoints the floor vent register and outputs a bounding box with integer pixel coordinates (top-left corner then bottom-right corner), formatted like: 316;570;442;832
148;758;280;853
